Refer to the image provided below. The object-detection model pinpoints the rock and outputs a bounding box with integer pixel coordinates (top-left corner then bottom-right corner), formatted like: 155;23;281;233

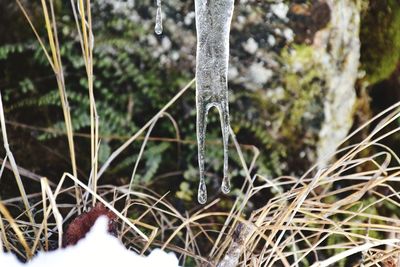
360;0;400;84
288;0;331;44
315;0;360;168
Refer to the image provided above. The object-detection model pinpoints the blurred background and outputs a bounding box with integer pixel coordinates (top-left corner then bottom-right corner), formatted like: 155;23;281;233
0;0;399;210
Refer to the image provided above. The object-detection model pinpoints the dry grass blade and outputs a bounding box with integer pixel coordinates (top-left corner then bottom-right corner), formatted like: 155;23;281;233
73;0;99;204
212;103;400;266
62;172;149;241
15;0;55;70
310;239;400;267
0;212;11;253
0;202;32;259
0;92;35;227
40;178;63;248
37;0;80;208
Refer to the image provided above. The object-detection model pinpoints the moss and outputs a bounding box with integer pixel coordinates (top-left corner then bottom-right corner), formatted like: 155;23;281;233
360;0;400;84
280;44;325;144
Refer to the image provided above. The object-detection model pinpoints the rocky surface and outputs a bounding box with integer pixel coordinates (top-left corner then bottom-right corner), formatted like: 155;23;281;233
315;0;360;168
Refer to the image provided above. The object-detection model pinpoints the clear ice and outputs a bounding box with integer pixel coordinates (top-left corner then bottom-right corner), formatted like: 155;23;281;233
195;0;235;204
154;0;163;35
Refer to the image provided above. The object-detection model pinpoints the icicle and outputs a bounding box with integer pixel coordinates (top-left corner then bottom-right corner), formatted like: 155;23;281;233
195;0;235;203
154;0;163;35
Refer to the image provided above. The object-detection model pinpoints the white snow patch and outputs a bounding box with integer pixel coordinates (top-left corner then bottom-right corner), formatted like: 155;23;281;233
184;11;195;25
237;15;246;24
162;37;172;50
267;35;276;46
248;63;273;85
147;35;158;46
228;66;239;80
0;217;180;267
171;51;180;61
270;3;289;19
283;28;294;42
242;38;258;54
266;87;285;103
98;0;135;13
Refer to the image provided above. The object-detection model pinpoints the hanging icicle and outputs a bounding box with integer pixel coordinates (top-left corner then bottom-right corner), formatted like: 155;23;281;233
154;0;163;35
194;0;235;204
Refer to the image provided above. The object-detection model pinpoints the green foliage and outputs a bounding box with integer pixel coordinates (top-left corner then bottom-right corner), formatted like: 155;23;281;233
0;2;179;185
176;181;193;201
0;43;24;60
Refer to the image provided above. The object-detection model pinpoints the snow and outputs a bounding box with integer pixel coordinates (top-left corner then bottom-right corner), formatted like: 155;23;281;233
228;66;239;80
162;37;172;50
267;35;276;46
265;87;285;104
248;63;273;85
184;12;195;26
243;38;258;54
283;28;294;42
97;0;135;14
270;3;289;20
0;217;180;267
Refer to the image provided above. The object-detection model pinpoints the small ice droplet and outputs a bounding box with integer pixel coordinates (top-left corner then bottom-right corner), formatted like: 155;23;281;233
198;179;207;204
221;176;231;194
154;0;163;35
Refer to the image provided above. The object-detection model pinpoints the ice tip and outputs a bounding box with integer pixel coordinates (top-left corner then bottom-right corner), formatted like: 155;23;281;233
221;178;231;194
198;180;207;204
154;24;163;35
198;194;207;204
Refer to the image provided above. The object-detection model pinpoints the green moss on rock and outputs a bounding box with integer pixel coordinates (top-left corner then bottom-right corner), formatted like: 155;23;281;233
280;44;325;144
360;0;400;84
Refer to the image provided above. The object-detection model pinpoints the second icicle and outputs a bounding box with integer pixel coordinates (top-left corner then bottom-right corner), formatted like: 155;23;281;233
194;0;235;204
